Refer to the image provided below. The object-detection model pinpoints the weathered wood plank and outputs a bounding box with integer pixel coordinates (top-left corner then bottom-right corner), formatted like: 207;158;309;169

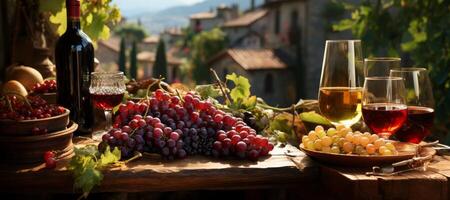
0;143;317;193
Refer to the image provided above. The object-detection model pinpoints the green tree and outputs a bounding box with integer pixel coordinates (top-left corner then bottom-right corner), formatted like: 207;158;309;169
39;0;121;43
333;0;450;142
129;41;138;80
191;28;227;83
118;37;127;76
153;39;168;79
114;23;147;43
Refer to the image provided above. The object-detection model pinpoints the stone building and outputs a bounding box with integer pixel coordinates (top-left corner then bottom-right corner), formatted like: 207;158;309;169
139;35;159;52
189;4;239;33
160;27;184;50
209;49;296;106
96;36;120;71
217;0;354;99
222;9;269;49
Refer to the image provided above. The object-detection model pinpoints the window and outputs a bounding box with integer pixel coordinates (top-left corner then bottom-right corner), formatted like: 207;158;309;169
264;74;274;94
274;9;280;34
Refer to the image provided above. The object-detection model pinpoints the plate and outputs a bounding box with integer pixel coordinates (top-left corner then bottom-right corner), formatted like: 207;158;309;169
299;141;434;167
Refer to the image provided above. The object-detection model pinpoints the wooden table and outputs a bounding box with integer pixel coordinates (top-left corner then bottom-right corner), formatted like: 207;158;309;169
1;140;450;200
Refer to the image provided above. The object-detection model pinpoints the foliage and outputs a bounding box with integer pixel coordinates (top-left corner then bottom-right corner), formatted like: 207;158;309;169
39;0;121;43
268;113;307;146
129;41;137;80
118;37;127;76
332;0;450;141
226;73;257;110
153;39;168;79
68;145;121;198
114;23;148;43
191;28;227;83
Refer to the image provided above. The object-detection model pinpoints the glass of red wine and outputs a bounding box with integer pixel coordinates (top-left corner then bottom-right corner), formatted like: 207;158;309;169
390;68;435;143
362;77;408;139
89;72;126;140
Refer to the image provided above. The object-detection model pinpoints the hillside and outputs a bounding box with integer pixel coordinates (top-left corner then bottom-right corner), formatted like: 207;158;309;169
132;0;264;33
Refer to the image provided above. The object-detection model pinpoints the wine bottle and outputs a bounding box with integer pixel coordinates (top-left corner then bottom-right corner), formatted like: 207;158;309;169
55;0;94;135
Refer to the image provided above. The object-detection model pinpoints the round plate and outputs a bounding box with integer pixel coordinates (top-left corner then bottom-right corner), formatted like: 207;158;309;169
299;141;432;167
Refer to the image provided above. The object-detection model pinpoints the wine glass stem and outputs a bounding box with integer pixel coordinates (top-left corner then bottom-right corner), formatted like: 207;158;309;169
104;109;113;131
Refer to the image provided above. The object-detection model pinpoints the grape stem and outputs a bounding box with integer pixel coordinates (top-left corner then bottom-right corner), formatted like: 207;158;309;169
2;92;32;109
209;69;232;105
120;151;142;164
257;99;317;112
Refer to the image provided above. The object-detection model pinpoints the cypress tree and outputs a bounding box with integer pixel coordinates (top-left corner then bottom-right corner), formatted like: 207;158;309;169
153;39;167;79
129;41;138;80
118;37;127;76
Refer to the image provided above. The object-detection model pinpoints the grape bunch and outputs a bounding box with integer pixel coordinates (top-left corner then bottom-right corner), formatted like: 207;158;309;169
31;79;57;94
98;89;274;161
0;95;66;121
302;125;397;156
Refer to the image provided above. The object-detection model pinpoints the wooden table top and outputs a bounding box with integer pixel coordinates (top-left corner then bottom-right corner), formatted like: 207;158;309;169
1;139;450;200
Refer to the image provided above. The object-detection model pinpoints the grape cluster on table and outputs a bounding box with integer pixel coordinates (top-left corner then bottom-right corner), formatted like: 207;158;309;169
31;79;57;94
302;125;398;156
98;89;274;161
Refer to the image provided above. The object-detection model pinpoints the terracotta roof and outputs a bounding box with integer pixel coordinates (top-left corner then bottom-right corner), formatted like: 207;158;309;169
223;9;268;28
210;49;288;70
143;35;159;44
137;51;155;62
137;51;182;66
163;27;183;36
190;12;216;19
98;37;120;52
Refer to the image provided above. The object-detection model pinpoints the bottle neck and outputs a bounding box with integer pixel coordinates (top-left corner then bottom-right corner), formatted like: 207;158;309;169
66;0;81;30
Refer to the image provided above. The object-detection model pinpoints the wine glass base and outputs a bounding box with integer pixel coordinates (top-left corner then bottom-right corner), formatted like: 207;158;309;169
91;130;108;142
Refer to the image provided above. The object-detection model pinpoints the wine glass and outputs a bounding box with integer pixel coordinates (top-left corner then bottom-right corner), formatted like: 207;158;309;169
89;72;126;140
362;77;408;139
364;57;401;77
318;40;364;127
390;68;435;143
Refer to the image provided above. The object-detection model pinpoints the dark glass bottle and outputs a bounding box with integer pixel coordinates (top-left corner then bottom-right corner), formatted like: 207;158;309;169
55;0;94;135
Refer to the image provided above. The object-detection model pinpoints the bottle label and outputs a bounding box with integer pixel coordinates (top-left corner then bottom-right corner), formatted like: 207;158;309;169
68;0;80;20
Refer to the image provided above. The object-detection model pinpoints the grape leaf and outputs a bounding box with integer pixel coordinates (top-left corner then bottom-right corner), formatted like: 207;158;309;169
39;0;65;14
69;145;121;197
242;95;257;110
195;84;222;99
226;73;251;102
299;111;332;126
268;112;307;145
49;9;67;35
98;146;121;167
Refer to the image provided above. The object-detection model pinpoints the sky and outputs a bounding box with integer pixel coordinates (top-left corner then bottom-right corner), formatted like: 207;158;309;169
113;0;204;17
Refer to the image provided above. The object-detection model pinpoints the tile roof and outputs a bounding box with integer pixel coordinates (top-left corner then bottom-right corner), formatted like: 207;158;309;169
137;51;182;66
98;36;120;52
223;9;268;28
142;35;160;44
189;12;216;19
210;49;289;70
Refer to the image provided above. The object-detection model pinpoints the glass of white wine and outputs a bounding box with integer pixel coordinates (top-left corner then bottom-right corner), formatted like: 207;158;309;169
318;40;364;127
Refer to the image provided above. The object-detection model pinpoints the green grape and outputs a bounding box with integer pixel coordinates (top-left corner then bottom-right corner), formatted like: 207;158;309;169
331;146;340;154
314;140;323;151
317;130;326;139
327;128;337;136
306;141;315;150
321;136;332;147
